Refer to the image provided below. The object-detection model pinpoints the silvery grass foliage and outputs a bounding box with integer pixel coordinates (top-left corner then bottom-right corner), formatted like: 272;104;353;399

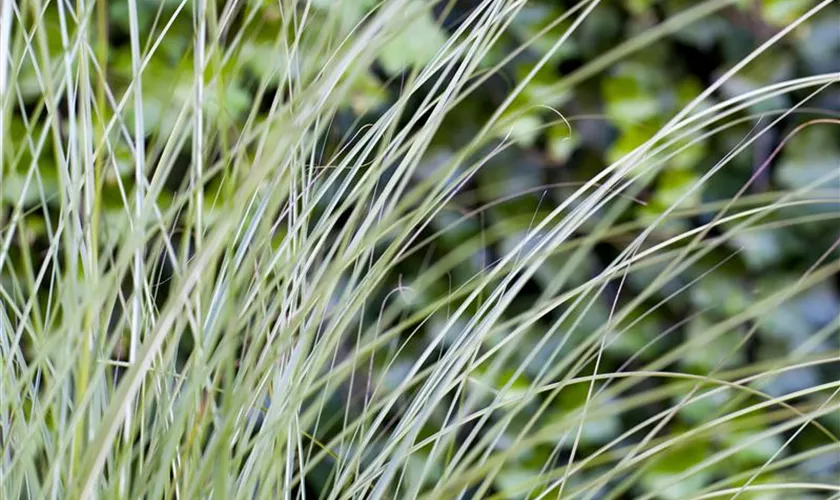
0;0;838;498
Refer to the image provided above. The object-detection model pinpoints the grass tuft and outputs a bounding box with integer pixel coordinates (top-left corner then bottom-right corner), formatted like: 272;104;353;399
0;0;837;498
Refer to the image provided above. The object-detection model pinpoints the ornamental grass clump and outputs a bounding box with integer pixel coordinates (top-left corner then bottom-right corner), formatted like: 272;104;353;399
0;0;837;498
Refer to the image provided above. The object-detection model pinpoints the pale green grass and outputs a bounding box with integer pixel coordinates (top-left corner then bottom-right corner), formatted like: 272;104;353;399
0;0;838;498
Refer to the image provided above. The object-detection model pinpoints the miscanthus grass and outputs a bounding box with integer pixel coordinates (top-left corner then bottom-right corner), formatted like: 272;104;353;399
0;0;837;498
